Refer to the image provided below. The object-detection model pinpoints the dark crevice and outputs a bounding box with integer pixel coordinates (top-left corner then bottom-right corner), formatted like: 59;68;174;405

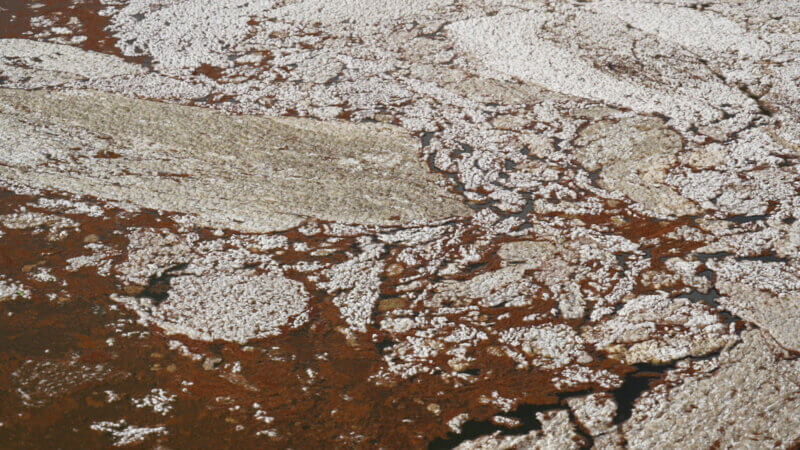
506;195;536;231
425;149;483;212
615;252;634;270
323;72;342;85
699;250;790;264
420;134;545;232
678;287;737;324
464;261;488;274
417;22;449;39
696;268;714;283
736;84;774;117
421;131;435;148
566;408;595;449
426;379;601;450
422;138;490;213
722;213;770;224
690;55;773;144
612;330;751;432
427;394;589;450
696;252;733;263
375;338;394;353
613;362;676;425
777;156;797;168
455;143;474;157
680;263;742;324
586;169;601;189
688;3;712;11
736;253;789;263
135;262;190;306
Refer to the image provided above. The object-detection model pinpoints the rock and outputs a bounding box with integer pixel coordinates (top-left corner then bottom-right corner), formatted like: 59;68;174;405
123;284;146;296
427;403;441;415
447;358;472;373
707;257;800;352
566;393;617;437
202;356;222;371
624;330;800;448
456;410;584;449
116;269;311;343
377;297;408;312
580;292;736;365
573;117;697;217
0;88;471;233
385;263;404;277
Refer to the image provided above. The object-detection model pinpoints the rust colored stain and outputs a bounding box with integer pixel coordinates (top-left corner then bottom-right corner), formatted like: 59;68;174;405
0;184;671;449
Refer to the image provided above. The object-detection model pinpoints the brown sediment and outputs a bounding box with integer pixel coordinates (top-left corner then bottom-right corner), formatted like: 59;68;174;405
192;63;227;81
0;186;637;449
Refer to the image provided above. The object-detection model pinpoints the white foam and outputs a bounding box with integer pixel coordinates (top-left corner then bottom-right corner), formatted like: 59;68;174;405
447;10;748;125
593;1;770;58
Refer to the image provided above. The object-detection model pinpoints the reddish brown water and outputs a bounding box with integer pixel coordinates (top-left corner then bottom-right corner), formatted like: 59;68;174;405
0;174;722;448
0;2;733;447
